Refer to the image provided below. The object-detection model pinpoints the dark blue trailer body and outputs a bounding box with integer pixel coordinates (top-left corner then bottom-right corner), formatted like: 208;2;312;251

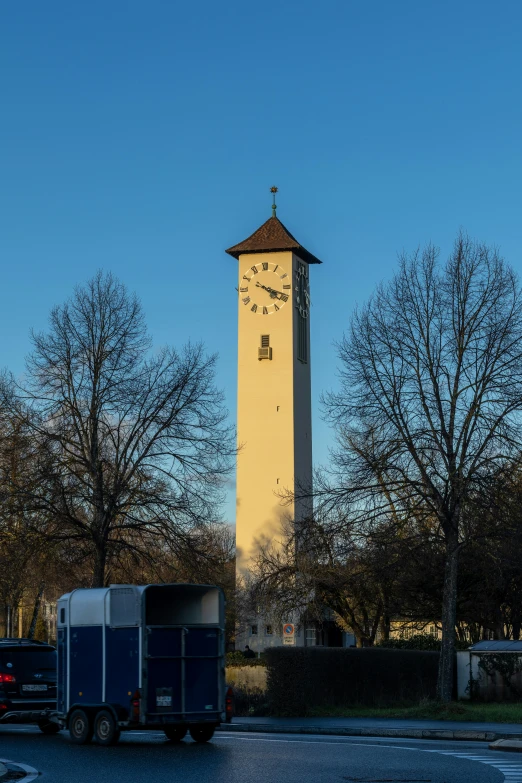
106;627;140;709
56;584;225;743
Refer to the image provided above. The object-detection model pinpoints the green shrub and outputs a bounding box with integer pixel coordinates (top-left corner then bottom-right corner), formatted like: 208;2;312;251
264;647;441;716
226;651;266;667
230;686;269;716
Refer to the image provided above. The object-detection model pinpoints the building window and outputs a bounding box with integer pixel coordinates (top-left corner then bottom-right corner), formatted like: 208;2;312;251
298;316;307;363
305;627;316;646
265;625;273;636
297;263;308;363
258;334;272;360
250;624;258;636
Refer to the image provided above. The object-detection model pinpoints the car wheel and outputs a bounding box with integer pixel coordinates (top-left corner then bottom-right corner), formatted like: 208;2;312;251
69;709;93;744
189;724;215;743
38;719;60;735
93;709;120;746
164;725;187;742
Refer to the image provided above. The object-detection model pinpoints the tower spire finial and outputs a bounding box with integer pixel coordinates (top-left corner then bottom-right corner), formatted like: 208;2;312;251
270;186;278;217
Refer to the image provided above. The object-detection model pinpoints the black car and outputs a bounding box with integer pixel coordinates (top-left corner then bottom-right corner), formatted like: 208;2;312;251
0;638;59;733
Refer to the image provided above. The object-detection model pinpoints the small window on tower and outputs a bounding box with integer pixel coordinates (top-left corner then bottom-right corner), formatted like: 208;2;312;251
298;318;307;363
258;335;272;360
297;262;308;363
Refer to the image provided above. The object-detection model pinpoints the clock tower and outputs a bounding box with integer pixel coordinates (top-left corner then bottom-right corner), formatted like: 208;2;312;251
226;193;322;591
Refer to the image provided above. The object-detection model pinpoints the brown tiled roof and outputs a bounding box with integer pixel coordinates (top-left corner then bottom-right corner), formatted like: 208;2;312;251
226;216;322;265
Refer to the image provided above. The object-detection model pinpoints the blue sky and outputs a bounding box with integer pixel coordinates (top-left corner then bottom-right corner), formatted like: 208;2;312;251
2;1;522;524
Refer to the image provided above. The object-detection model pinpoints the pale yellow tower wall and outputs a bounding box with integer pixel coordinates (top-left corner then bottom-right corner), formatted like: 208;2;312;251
235;250;313;576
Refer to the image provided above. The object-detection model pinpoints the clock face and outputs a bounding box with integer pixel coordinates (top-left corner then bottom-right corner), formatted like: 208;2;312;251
239;261;292;315
295;264;310;318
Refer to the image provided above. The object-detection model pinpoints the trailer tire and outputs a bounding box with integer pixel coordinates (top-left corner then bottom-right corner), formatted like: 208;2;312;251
93;709;120;746
69;709;93;744
164;725;187;742
189;724;215;743
38;719;60;735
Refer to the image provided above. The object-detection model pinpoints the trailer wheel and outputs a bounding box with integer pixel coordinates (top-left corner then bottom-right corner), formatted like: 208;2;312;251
164;725;187;742
93;709;120;746
38;719;60;735
69;709;93;744
189;724;215;743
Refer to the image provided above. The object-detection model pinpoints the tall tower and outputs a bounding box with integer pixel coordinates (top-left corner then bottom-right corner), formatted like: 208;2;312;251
226;192;322;582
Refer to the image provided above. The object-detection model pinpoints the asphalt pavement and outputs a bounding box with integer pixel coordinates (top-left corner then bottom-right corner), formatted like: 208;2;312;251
1;725;522;783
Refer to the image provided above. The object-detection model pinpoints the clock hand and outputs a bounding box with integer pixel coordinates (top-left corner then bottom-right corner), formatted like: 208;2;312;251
255;282;274;293
255;282;285;299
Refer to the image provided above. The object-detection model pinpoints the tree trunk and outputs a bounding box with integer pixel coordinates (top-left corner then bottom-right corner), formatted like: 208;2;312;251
380;602;391;641
27;583;45;640
494;620;506;640
92;544;107;588
436;531;458;702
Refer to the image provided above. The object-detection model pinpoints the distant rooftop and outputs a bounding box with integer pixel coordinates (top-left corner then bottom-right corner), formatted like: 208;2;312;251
226;216;322;265
469;640;522;652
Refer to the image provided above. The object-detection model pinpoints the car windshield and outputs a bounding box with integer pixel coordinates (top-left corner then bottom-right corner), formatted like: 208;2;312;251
0;648;56;678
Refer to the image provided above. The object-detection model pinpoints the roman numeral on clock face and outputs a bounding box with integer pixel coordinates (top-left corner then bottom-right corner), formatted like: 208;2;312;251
281;294;288;302
251;304;258;312
262;262;268;271
243;275;251;281
283;284;291;289
274;304;280;311
240;287;248;292
262;306;268;314
242;297;250;305
251;266;258;274
280;273;288;279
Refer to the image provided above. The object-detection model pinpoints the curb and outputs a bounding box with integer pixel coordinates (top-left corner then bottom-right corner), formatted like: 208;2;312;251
489;739;522;753
219;722;522;743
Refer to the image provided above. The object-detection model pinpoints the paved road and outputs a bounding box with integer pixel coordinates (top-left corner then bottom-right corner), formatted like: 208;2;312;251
1;725;521;782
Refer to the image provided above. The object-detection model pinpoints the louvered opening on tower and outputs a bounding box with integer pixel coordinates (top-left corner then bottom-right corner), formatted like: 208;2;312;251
258;334;272;360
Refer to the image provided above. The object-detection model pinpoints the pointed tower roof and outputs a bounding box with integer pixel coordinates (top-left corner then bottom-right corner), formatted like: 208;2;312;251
226;216;323;265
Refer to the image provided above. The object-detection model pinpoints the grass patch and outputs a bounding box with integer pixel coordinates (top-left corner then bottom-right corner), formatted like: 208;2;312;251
306;701;522;722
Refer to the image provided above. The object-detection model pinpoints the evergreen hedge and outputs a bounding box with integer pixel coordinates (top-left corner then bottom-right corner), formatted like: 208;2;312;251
264;647;441;715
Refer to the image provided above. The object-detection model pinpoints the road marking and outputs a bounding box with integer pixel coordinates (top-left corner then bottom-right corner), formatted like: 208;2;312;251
217;734;522;782
0;758;39;782
428;750;522;781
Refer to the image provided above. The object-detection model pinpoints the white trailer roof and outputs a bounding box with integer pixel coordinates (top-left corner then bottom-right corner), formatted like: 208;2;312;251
58;584;223;627
63;585;143;626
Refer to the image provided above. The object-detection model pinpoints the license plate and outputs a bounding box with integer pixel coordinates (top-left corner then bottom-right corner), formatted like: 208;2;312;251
22;684;48;692
156;696;172;707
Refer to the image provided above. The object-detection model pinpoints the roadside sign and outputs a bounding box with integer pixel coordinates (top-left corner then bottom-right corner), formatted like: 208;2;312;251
283;623;295;645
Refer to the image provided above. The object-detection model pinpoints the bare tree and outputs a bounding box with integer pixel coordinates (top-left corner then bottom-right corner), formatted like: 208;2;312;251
247;514;398;647
3;272;234;587
0;409;53;635
322;233;522;700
